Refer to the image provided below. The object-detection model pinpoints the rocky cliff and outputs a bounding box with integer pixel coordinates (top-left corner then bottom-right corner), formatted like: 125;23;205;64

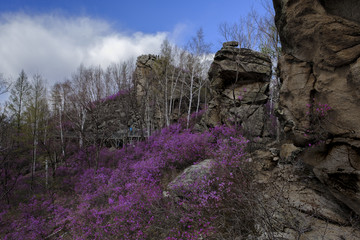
246;0;360;238
274;0;360;216
134;54;190;132
172;36;360;238
189;1;360;238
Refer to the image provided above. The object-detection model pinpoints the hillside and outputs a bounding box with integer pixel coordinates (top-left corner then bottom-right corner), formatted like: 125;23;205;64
1;0;360;239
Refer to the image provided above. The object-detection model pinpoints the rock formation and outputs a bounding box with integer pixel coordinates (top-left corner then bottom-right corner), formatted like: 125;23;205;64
241;0;360;238
165;159;215;199
165;12;360;235
134;54;162;131
207;42;273;140
274;0;360;216
134;54;187;132
175;1;360;238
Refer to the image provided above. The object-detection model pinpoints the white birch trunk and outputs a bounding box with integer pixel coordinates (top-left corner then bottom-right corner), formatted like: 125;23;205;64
186;67;195;129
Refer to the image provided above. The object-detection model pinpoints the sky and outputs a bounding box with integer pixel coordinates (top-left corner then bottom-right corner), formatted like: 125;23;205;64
0;0;269;97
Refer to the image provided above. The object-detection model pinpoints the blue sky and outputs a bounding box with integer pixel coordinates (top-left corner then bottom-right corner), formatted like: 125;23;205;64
0;0;269;90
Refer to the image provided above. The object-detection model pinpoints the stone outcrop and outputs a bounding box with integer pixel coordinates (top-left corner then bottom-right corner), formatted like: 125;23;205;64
134;54;186;131
165;159;215;198
134;54;165;131
206;42;273;140
274;0;360;217
134;54;160;101
252;148;360;239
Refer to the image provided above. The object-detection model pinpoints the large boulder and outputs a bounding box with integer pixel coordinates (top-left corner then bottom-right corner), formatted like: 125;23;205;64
274;0;360;216
165;159;215;198
209;47;272;90
206;43;273;140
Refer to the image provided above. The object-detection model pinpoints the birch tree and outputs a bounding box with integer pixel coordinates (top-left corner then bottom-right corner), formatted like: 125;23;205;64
185;28;211;128
68;65;89;148
51;81;72;160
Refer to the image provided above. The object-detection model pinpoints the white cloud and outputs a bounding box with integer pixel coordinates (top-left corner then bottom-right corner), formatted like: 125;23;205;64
0;12;168;85
168;23;190;44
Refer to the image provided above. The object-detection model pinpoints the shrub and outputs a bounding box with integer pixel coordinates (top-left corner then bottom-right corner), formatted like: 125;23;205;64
1;123;255;239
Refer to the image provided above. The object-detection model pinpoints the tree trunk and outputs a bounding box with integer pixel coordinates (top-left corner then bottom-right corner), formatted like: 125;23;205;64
186;67;195;129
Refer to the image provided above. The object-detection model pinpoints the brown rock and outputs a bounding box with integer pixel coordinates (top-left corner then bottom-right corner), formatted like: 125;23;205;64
313;145;360;215
280;143;301;163
274;0;360;217
206;45;272;139
222;41;239;48
209;47;272;91
251;149;359;239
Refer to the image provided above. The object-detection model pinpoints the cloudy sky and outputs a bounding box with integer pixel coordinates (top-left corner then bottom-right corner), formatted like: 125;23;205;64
0;0;267;89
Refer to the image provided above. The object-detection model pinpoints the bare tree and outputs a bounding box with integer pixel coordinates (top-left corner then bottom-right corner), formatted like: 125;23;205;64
250;0;282;141
185;28;211;128
109;59;135;93
0;108;21;204
218;16;257;49
167;46;186;125
0;73;10;96
67;65;89;148
51;81;72;160
248;0;281;64
218;0;280;57
153;39;185;127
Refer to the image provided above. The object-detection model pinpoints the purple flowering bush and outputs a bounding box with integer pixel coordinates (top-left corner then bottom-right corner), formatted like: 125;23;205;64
1;122;253;239
305;100;332;147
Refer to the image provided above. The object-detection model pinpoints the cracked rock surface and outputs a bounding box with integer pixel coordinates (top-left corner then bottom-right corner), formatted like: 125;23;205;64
273;0;360;234
206;42;272;141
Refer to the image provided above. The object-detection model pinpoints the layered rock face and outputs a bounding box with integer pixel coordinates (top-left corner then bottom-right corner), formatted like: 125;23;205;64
274;0;360;224
134;54;166;131
207;42;273;140
134;54;186;131
134;54;159;100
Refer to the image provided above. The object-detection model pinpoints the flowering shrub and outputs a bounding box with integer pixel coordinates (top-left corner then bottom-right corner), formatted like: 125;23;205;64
306;102;332;118
1;123;253;239
305;100;332;147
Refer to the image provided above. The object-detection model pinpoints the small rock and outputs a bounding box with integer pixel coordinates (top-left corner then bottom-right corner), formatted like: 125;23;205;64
269;147;280;156
284;126;291;132
280;143;301;163
222;41;238;48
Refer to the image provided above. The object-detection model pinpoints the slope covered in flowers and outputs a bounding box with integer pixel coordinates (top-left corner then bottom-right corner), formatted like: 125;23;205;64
1;122;251;239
